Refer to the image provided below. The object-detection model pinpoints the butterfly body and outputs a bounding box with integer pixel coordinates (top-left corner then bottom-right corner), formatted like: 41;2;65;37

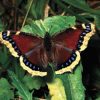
0;23;95;76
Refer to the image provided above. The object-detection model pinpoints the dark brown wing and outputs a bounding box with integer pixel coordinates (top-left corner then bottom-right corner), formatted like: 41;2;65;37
0;31;47;76
51;23;95;74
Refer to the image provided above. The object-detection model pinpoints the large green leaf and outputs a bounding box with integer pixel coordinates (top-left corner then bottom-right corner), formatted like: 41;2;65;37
43;16;76;36
8;71;32;100
56;63;85;100
21;16;76;37
0;78;14;100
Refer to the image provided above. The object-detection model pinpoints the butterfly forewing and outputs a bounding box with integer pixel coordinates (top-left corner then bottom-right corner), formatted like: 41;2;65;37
52;27;82;50
12;33;43;54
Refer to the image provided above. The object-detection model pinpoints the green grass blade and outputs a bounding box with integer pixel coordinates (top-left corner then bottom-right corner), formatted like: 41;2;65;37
8;71;33;100
63;0;100;16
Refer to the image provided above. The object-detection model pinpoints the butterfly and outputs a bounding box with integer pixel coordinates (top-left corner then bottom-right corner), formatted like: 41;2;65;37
0;23;95;77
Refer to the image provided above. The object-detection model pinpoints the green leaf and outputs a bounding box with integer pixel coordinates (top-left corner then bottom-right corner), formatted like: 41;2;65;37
43;16;76;36
0;78;14;100
95;91;100;100
56;63;85;100
96;97;100;100
12;59;25;80
63;0;100;16
21;21;45;37
21;25;35;33
67;64;85;100
8;71;32;100
22;16;76;37
33;20;47;36
23;75;45;90
96;95;100;100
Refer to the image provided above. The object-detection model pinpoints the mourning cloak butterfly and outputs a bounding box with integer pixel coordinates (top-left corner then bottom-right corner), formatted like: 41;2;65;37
0;23;95;76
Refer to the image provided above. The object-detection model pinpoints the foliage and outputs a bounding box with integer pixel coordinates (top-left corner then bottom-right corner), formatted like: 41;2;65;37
47;78;66;100
0;0;100;100
21;16;76;37
56;63;85;100
8;71;33;100
0;78;14;100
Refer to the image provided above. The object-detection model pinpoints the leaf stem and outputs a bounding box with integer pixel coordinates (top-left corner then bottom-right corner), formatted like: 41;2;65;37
21;0;33;30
